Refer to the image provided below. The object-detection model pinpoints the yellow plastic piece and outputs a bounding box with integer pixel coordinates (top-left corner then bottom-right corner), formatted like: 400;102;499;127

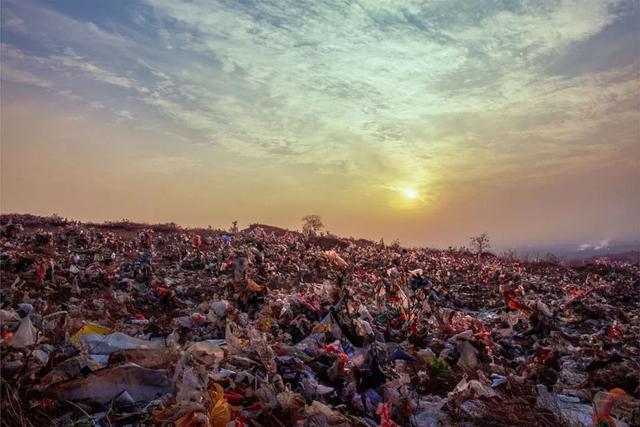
70;323;112;344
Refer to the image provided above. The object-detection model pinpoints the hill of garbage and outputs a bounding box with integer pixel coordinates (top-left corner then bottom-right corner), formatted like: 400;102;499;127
1;214;638;426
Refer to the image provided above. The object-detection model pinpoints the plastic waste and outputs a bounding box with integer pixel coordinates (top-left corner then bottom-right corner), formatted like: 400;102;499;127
79;332;165;354
175;411;209;427
536;384;596;427
32;348;50;366
460;399;488;418
248;327;277;373
410;397;448;427
210;300;230;318
186;340;225;366
70;323;112;344
449;378;497;400
456;341;479;371
176;366;205;404
302;376;334;399
377;401;399;427
225;322;245;355
0;309;19;323
592;388;631;427
490;373;508;388
10;313;36;348
208;383;231;427
39;355;104;387
247;277;263;292
52;363;173;404
388;347;416;363
114;390;136;407
325;250;348;269
3;214;640;426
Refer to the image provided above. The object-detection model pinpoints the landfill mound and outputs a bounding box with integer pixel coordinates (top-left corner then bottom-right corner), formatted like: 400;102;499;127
1;214;639;427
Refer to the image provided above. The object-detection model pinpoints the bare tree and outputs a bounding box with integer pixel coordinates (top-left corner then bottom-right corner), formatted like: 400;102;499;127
470;232;490;258
230;220;238;234
302;214;324;236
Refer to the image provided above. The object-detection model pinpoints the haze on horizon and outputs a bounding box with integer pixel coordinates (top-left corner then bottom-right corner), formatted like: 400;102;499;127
1;0;639;249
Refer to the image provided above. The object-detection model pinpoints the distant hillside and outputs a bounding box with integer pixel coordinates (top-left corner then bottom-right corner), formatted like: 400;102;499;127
245;223;292;236
509;239;640;264
581;251;640;266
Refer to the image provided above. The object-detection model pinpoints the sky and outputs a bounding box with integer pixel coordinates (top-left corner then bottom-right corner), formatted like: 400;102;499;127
1;0;639;248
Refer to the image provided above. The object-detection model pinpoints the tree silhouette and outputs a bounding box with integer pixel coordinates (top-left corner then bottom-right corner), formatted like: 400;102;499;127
302;214;324;236
470;232;490;258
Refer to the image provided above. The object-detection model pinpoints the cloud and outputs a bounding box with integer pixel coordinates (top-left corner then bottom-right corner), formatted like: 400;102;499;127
578;238;612;251
134;0;634;162
1;65;51;88
51;54;145;92
4;0;635;172
1;43;148;121
115;110;134;120
1;0;127;47
4;17;26;32
137;155;202;175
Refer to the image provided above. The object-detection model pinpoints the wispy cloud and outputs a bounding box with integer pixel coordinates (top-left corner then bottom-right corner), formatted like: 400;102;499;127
3;0;635;167
578;238;612;251
1;0;127;48
51;54;145;92
1;64;51;88
135;0;636;165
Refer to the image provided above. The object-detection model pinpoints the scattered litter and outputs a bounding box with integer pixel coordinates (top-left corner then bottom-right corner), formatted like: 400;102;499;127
1;214;638;426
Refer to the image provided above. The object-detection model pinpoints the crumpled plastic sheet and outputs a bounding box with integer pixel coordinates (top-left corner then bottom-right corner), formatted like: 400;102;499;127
52;363;174;404
536;385;629;427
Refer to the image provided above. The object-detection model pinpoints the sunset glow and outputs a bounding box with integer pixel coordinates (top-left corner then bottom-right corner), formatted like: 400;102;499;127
403;188;418;200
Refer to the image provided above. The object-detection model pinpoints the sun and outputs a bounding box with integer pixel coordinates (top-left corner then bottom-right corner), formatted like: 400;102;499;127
403;188;418;199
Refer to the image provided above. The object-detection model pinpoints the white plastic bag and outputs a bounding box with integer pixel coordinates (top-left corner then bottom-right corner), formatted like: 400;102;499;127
11;315;36;348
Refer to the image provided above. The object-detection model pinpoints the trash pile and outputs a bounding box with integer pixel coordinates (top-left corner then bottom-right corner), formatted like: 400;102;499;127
1;214;639;426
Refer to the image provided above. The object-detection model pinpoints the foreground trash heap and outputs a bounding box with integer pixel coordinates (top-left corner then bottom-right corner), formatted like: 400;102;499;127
1;215;638;426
